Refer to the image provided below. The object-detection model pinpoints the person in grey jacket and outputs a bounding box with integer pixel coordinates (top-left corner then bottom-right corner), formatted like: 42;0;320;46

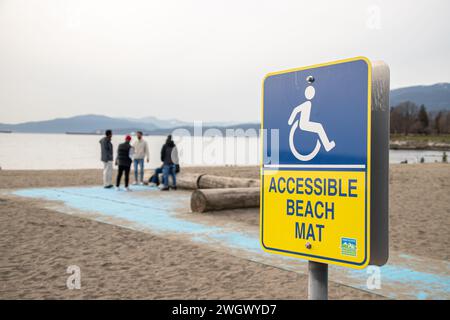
99;130;113;188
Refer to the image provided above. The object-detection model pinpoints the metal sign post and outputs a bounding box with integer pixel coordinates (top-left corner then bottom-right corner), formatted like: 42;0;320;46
308;261;328;300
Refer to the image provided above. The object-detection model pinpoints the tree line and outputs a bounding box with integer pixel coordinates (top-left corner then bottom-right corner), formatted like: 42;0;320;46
390;101;450;135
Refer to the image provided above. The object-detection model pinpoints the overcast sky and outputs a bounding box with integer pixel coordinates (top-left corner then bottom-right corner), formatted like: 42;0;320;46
1;0;449;124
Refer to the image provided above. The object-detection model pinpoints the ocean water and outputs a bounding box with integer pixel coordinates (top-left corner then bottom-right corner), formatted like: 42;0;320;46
0;133;446;170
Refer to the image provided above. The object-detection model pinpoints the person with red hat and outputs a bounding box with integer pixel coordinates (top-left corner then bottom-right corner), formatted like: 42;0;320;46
115;134;134;191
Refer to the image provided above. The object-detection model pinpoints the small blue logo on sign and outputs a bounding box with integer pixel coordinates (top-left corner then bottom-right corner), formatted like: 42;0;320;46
341;238;357;256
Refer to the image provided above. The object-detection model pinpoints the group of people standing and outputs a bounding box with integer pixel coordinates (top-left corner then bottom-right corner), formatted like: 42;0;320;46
99;130;178;191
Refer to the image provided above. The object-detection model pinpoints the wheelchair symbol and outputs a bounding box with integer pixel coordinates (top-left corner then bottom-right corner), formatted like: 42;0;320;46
288;85;336;161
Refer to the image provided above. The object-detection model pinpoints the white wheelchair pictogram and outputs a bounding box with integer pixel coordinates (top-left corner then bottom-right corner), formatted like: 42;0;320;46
288;85;336;161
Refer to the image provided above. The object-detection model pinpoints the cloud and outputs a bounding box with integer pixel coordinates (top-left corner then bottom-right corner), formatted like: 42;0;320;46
1;0;449;123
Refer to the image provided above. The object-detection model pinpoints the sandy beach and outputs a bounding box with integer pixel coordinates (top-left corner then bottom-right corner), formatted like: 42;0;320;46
0;164;449;299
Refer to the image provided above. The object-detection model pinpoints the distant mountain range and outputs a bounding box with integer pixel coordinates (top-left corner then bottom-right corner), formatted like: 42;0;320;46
1;83;448;134
0;115;158;134
0;114;258;135
390;83;450;111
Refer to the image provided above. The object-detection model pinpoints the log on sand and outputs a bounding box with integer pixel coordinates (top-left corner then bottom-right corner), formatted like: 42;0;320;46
176;173;260;189
190;187;260;213
176;173;204;189
198;175;260;189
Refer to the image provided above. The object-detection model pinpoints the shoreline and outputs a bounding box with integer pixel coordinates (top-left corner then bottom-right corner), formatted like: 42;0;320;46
1;161;448;175
390;144;450;151
390;134;450;151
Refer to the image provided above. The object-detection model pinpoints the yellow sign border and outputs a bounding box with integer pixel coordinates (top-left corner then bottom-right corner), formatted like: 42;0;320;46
260;56;372;269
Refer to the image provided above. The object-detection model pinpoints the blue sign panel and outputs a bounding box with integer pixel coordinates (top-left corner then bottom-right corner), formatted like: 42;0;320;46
263;57;370;167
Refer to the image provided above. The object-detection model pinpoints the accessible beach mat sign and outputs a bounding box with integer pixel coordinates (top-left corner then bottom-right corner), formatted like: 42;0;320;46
260;57;381;269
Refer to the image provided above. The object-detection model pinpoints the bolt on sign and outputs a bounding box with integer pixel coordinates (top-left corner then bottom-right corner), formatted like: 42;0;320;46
260;57;389;269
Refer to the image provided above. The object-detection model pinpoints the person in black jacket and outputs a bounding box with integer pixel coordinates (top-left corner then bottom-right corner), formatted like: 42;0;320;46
99;129;113;188
115;135;134;191
160;135;179;191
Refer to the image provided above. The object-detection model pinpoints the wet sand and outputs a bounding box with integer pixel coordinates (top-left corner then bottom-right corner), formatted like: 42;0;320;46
1;163;449;299
0;166;258;189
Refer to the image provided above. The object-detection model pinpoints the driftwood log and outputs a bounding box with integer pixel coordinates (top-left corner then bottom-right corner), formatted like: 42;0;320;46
176;173;205;189
198;175;260;189
176;173;260;190
190;187;260;213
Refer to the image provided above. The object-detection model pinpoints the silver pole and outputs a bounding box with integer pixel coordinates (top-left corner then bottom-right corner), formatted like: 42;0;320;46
308;261;328;300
